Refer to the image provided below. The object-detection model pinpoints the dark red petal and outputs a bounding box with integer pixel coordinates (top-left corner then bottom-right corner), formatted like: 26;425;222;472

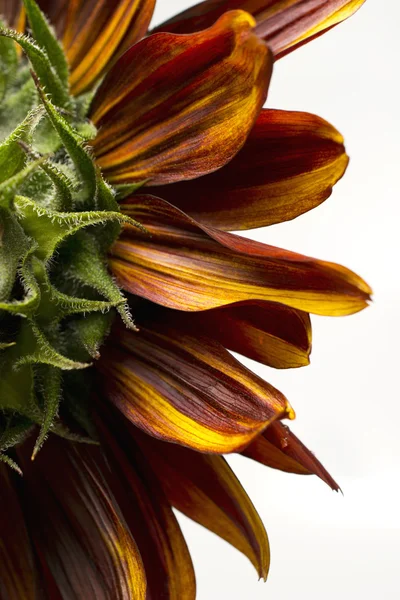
165;300;312;369
155;0;366;58
95;404;196;600
242;421;340;490
111;194;371;316
133;425;270;580
0;464;42;599
91;11;272;185
148;109;348;231
18;438;146;600
97;313;293;453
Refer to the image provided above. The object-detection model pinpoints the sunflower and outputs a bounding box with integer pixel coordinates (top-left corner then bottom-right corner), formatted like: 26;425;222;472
0;1;370;597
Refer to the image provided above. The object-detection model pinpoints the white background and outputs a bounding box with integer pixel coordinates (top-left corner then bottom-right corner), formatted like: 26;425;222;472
152;2;400;598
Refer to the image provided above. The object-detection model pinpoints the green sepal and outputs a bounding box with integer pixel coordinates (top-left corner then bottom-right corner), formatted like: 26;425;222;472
15;320;91;370
0;20;18;100
0;28;70;108
0;453;22;475
32;114;63;154
50;421;99;445
32;256;122;322
0;156;47;207
22;0;69;88
33;75;97;202
0;77;38;140
0;106;43;185
63;231;137;330
0;352;36;415
17;141;73;210
14;195;144;262
115;180;148;200
31;364;61;460
0;249;41;316
69;310;114;360
0;208;32;301
0;417;33;453
0;342;15;349
38;159;74;211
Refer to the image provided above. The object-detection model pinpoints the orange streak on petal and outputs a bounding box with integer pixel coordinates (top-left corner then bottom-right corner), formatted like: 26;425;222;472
110;195;371;317
91;11;272;185
136;432;271;580
98;319;293;453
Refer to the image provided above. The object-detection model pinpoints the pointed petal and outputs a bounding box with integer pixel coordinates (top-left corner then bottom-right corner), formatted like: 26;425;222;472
149;109;349;230
97;311;294;454
95;405;196;600
111;195;371;316
254;0;367;57
19;439;146;600
242;421;340;491
155;0;366;58
0;464;41;599
135;429;270;580
91;11;272;185
172;301;312;369
53;0;156;95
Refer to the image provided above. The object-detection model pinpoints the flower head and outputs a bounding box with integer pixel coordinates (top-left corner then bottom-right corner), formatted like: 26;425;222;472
0;0;368;596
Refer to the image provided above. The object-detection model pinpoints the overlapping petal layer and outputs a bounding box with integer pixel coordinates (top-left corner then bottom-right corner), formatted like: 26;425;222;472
95;407;196;600
91;11;272;185
151;300;311;369
111;195;371;316
149;109;348;230
134;426;270;580
61;0;156;94
156;0;366;57
0;465;41;599
18;439;146;600
242;421;339;490
97;312;293;454
0;0;155;94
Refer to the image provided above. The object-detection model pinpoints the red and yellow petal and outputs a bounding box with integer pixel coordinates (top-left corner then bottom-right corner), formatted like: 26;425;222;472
91;11;272;185
95;406;196;600
111;195;371;316
135;428;270;580
62;0;155;95
155;0;366;58
97;312;294;454
0;464;41;599
169;301;312;369
149;109;349;231
19;439;146;600
242;421;340;491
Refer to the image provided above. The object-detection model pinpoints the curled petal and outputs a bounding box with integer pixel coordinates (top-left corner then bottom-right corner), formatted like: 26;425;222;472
155;0;366;58
19;439;146;600
111;195;371;316
0;465;41;599
97;313;294;454
95;406;196;600
91;11;272;185
172;301;312;369
242;421;340;491
150;109;349;230
135;429;270;580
